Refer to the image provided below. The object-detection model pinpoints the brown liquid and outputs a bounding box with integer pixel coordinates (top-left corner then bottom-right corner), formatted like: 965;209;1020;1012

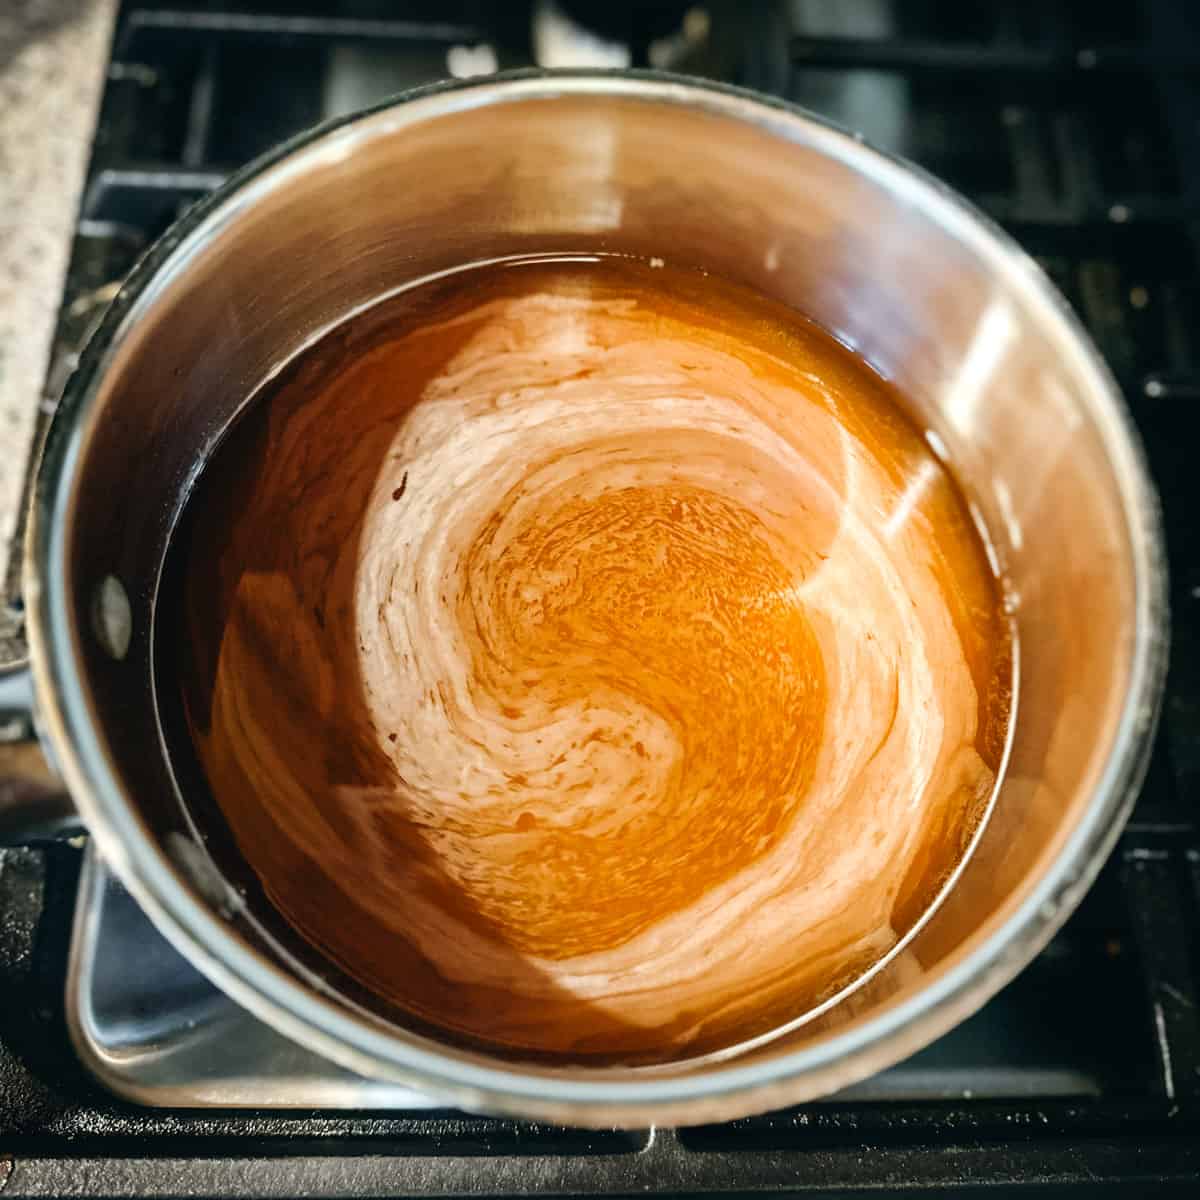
162;256;1012;1064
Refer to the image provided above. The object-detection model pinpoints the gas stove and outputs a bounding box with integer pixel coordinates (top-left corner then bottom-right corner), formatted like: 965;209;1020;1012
2;1;1199;1195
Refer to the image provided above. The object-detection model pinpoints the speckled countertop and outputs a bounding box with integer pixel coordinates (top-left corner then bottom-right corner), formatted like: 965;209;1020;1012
0;0;118;649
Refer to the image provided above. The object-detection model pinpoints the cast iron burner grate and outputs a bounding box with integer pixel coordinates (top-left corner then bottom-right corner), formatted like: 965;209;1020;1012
2;1;1200;1195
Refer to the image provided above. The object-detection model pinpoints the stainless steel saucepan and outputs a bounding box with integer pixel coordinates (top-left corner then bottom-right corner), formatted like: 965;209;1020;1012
0;71;1168;1127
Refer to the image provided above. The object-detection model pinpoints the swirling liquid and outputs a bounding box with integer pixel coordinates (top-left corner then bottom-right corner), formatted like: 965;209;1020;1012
162;256;1013;1064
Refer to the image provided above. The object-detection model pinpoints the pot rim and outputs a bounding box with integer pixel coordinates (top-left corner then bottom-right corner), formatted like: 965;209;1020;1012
25;68;1169;1126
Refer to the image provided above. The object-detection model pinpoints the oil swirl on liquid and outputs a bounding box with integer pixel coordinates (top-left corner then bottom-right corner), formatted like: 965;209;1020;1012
165;257;1013;1064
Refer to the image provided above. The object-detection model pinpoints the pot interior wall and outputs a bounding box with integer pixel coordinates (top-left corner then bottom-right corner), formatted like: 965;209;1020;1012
59;83;1142;1079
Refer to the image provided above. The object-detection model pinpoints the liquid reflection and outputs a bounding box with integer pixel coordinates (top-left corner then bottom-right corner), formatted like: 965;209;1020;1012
168;259;1012;1063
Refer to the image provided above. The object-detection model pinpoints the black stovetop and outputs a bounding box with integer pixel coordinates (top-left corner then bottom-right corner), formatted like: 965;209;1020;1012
2;1;1200;1195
